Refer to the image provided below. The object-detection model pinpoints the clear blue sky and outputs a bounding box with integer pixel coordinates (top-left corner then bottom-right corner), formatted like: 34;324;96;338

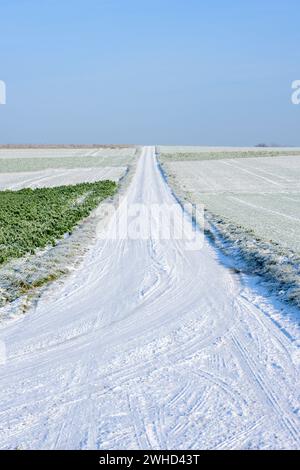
0;0;299;145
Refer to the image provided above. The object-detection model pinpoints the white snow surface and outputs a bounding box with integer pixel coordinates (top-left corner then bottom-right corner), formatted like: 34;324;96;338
0;147;136;159
164;156;300;253
0;147;299;450
0;167;127;190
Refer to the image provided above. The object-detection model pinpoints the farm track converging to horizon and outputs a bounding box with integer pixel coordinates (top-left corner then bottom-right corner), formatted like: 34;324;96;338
0;147;299;449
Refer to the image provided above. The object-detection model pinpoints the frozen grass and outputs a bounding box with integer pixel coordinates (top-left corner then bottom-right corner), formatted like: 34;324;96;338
203;213;300;308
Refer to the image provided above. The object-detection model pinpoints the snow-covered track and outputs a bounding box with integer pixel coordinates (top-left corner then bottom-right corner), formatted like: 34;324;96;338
0;147;299;450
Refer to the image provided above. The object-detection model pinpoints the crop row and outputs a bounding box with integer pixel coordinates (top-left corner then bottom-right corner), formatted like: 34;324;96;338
0;180;116;265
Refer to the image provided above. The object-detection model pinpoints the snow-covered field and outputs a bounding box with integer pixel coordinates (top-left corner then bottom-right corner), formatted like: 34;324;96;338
159;145;300;154
164;155;300;252
0;146;135;189
0;147;137;159
0;147;136;174
0;147;299;450
0;167;127;190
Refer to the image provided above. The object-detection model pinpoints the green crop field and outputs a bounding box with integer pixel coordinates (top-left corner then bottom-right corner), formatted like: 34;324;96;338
0;180;116;265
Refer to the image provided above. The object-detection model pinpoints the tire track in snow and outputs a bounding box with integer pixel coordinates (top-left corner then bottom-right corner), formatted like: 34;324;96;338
231;332;300;446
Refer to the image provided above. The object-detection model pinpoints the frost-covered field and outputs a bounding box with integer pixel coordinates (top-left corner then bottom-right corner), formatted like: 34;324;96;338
159;145;300;154
0;167;127;190
0;146;136;159
0;146;136;187
164;155;300;252
0;146;136;173
160;148;300;307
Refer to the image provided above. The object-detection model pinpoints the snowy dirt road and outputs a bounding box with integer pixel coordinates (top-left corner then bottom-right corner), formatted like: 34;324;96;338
0;147;299;450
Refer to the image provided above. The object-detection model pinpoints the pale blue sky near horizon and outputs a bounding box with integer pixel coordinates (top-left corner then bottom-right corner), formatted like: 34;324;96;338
0;0;299;145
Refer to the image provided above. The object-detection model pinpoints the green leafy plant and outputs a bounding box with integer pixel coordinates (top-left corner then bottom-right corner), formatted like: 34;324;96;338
0;180;116;265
